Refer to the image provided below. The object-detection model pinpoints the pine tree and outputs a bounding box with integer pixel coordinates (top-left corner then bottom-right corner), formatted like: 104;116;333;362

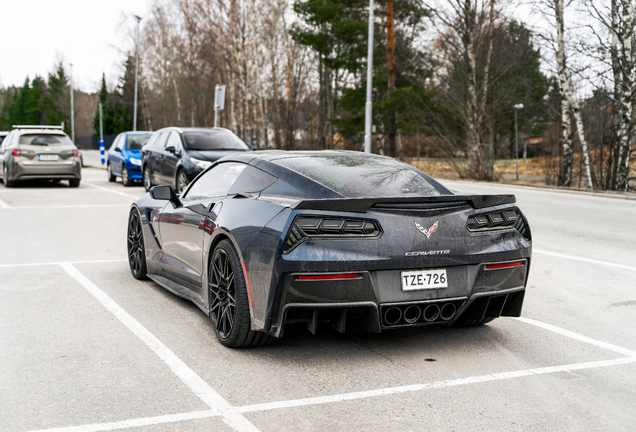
46;63;71;133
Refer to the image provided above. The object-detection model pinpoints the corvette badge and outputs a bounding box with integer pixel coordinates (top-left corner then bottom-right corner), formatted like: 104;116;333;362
414;221;438;239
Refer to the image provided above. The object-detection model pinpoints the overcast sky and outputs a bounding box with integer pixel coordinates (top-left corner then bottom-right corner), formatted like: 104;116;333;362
0;0;150;93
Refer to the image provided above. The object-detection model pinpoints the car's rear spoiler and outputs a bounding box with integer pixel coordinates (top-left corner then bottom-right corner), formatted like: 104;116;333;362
294;195;516;213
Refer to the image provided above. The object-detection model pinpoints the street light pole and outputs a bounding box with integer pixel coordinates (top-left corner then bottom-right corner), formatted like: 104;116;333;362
133;15;142;131
70;63;75;144
363;0;374;153
513;103;524;181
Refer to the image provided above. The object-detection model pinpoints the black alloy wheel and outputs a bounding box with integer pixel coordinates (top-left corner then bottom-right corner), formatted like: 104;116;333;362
176;170;189;195
143;166;152;192
127;209;148;279
122;166;132;187
208;240;272;348
107;164;116;182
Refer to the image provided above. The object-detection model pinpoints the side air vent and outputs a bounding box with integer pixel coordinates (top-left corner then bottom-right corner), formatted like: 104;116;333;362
284;216;382;253
467;208;530;240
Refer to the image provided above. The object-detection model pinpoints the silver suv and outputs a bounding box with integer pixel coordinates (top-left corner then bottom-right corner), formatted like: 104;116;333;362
0;126;81;187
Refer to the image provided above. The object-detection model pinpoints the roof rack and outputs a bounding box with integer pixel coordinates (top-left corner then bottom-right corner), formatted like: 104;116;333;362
12;125;64;130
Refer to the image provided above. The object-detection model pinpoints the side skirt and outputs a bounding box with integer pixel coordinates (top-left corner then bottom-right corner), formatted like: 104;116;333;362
147;273;208;314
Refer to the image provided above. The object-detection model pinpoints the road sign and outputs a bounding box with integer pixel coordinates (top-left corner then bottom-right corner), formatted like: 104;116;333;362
215;85;226;110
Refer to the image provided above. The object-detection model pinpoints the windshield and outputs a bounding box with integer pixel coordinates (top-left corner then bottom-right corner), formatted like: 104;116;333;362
126;134;153;150
183;131;248;151
276;153;441;198
19;134;73;146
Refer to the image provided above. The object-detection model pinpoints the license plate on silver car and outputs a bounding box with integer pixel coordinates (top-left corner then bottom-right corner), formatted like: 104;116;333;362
401;269;448;291
38;154;58;161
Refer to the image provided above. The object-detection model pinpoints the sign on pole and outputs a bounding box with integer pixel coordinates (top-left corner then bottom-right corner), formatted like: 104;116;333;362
214;85;226;128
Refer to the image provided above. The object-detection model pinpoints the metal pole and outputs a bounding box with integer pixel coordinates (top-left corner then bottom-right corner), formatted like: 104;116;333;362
214;109;218;128
363;0;374;153
99;102;105;165
523;136;527;162
514;109;519;181
133;15;142;131
70;63;75;143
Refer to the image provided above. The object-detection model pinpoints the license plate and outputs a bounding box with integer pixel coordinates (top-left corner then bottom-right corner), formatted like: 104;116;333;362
39;154;58;161
401;269;448;291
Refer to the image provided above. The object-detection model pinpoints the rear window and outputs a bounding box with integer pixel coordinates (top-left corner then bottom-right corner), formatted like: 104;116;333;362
183;131;248;151
19;134;73;146
126;134;152;150
276;154;441;198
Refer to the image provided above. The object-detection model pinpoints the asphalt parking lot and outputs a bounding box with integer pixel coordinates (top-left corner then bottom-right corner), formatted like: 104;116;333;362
1;167;635;432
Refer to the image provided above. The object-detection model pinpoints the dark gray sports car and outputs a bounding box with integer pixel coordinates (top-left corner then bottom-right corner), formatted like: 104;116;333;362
127;151;531;348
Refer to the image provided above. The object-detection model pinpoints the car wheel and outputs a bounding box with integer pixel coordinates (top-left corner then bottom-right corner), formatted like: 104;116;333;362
208;240;273;348
121;166;132;187
143;166;152;192
69;179;80;188
4;167;15;188
127;208;148;280
176;170;189;194
107;164;116;182
452;316;496;327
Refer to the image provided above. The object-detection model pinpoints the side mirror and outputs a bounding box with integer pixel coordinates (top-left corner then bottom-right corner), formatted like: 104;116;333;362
115;147;122;152
150;185;182;208
165;146;176;154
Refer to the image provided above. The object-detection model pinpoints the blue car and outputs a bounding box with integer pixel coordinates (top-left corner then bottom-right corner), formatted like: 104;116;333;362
107;131;153;186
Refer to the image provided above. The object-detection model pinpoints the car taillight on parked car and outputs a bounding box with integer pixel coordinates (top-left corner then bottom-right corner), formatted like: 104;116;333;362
61;149;79;157
12;149;34;157
284;216;382;253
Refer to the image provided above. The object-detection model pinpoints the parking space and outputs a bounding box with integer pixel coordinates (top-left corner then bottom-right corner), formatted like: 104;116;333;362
1;168;635;431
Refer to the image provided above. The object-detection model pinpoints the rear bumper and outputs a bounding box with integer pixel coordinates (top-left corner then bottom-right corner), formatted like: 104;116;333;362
268;259;529;337
13;160;81;181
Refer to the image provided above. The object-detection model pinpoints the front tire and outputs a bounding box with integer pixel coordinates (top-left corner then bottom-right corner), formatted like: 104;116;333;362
208;240;272;348
121;166;132;187
176;170;189;195
107;164;116;182
127;208;148;280
143;166;152;192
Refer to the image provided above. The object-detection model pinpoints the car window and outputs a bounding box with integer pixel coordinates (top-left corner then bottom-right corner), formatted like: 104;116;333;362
166;132;182;151
184;162;247;199
126;134;152;150
19;134;73;146
115;135;124;150
228;165;278;195
146;132;159;147
183;130;248;151
157;132;169;148
110;135;123;151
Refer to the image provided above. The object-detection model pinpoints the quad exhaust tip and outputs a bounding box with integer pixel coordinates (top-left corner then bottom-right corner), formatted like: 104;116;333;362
382;301;459;327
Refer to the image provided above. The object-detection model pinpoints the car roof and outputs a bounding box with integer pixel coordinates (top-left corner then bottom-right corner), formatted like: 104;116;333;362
156;127;235;134
124;131;153;135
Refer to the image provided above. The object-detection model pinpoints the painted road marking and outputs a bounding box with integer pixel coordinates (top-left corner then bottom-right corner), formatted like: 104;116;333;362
25;356;636;432
0;204;130;210
60;263;260;432
0;196;9;208
534;249;636;272
0;259;128;269
83;182;141;199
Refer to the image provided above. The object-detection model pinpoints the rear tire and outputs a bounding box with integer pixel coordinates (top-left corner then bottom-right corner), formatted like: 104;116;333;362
127;208;148;280
107;164;116;182
121;166;132;187
208;240;273;348
4;167;15;188
143;166;152;192
69;179;80;188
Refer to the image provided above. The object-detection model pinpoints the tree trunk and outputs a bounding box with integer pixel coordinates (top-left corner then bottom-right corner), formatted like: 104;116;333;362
555;0;573;186
465;0;481;178
615;0;634;191
385;0;396;158
565;93;596;188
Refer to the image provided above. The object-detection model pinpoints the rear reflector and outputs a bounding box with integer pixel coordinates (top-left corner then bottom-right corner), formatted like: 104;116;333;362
297;274;359;281
485;261;524;270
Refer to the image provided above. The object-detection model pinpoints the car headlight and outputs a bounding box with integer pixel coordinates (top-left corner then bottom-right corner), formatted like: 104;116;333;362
191;157;212;170
129;157;142;166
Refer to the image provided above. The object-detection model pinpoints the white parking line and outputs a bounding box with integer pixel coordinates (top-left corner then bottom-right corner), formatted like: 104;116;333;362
83;182;141;199
0;259;127;269
0;196;9;208
59;263;259;432
25;356;636;432
534;249;636;272
0;204;130;210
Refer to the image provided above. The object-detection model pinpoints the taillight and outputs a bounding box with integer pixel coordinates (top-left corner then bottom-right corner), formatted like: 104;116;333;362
13;149;34;157
62;149;79;157
485;261;524;270
284;216;382;253
467;208;530;240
